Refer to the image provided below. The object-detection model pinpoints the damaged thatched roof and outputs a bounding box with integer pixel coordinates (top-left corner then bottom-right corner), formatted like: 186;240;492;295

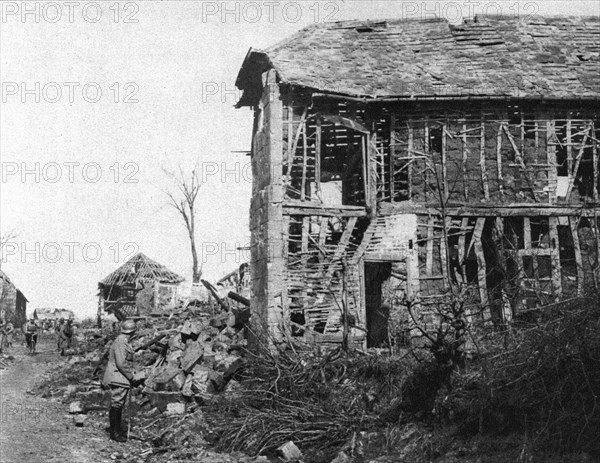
99;252;184;288
236;15;600;106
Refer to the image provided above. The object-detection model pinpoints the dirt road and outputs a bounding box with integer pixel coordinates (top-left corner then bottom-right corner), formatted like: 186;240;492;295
0;335;135;463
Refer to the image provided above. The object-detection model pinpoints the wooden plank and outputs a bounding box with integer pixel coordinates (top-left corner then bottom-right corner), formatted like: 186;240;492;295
480;118;490;201
282;214;290;260
442;122;448;201
565;127;591;200
408;121;413;199
318;216;329;263
440;216;448;286
594;120;598;202
390;114;396;201
472;218;490;322
426;216;434;276
368;135;378;211
569;217;584;296
496;122;505;200
284;108;308;189
458;217;469;278
315;118;322;197
547;119;558;204
566;118;572;177
519;110;525;157
523;217;532;249
548;216;562;299
378;126;385;200
282;204;367;218
325;217;358;280
300;118;308;200
424;121;430;202
494;217;507;321
467;216;485;259
379;201;600;218
502;124;539;202
301;216;309;255
362;136;370;207
461;120;469;201
286;105;293;170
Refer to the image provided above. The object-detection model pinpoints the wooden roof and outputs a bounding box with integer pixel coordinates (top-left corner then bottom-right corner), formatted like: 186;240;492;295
236;16;600;106
99;252;184;288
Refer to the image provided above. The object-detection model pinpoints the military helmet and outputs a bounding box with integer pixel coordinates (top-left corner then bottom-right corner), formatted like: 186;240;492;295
121;319;137;334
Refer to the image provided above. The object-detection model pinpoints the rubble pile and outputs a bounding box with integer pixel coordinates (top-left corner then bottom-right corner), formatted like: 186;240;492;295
32;307;257;461
138;313;246;404
38;306;248;393
0;352;15;369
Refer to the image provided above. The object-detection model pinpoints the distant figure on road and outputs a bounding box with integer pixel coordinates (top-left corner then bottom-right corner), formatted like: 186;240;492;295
4;321;14;349
59;319;73;356
55;318;64;352
22;318;39;354
103;319;140;442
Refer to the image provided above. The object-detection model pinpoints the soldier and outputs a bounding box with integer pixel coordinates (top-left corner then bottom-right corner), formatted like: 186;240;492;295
55;318;65;352
22;318;39;354
4;321;14;349
59;319;73;356
103;319;140;442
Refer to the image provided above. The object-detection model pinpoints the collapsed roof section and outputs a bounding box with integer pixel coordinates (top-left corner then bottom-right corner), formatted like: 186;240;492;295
99;252;184;289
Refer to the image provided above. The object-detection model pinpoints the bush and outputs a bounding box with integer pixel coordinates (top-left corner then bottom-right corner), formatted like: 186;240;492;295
449;295;600;456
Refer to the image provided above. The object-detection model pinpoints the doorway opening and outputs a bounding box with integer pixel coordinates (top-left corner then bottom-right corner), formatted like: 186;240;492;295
364;261;392;347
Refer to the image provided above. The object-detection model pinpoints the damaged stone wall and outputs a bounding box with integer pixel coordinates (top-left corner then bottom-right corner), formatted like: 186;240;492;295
248;70;286;348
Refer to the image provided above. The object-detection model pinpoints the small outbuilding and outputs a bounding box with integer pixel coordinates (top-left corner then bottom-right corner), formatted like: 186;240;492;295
98;252;185;320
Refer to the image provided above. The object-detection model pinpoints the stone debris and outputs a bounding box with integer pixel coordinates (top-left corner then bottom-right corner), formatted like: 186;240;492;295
69;401;84;414
73;414;86;427
165;402;186;415
276;441;303;461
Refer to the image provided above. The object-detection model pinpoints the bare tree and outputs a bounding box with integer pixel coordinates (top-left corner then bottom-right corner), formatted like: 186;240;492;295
164;166;203;283
0;230;17;272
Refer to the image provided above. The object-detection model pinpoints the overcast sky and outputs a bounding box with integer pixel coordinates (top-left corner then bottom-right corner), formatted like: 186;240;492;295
1;0;598;319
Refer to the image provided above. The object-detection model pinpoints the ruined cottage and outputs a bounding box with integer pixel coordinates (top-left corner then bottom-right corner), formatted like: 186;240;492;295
235;16;600;347
98;252;184;320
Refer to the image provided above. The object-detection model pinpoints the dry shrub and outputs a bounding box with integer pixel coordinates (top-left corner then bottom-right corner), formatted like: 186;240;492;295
204;346;416;461
449;295;600;456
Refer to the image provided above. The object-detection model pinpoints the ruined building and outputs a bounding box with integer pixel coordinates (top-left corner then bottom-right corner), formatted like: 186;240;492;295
98;252;184;320
234;16;600;347
0;269;27;328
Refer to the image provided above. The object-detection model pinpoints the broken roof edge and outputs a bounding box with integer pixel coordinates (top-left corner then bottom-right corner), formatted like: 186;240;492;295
310;91;600;103
234;15;600;107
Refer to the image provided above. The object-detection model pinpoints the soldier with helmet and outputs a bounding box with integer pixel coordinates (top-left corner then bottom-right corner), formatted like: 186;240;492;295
102;319;141;442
